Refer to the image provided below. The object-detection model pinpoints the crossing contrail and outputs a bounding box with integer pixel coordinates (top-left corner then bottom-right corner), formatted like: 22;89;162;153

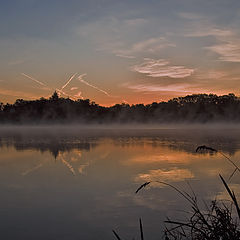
21;73;48;87
78;74;110;96
61;73;77;91
21;72;78;99
21;73;47;87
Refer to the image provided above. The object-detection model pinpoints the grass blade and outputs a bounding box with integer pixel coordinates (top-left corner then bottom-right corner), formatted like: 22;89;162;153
139;218;144;240
219;174;240;220
112;230;122;240
135;182;151;194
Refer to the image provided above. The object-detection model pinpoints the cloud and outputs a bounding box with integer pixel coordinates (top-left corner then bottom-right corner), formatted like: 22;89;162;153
124;83;198;94
78;163;90;175
78;74;110;96
8;59;26;66
114;37;175;57
195;70;228;80
131;58;194;78
135;168;194;184
0;88;40;100
178;14;240;63
205;42;240;62
178;12;204;20
185;28;233;37
178;12;233;38
70;87;78;91
124;18;148;26
115;54;136;59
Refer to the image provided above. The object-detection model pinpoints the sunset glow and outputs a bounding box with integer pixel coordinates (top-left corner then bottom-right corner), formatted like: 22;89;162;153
1;1;240;106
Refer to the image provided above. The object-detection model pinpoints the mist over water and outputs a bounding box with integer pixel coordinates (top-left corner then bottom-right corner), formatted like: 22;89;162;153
1;127;240;239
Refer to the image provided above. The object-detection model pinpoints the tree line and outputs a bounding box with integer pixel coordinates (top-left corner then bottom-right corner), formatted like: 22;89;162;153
0;91;239;124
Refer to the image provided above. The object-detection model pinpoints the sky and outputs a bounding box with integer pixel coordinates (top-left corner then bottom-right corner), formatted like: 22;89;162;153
1;0;240;106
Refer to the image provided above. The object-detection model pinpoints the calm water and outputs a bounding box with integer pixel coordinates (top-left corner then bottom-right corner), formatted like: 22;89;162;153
1;127;240;239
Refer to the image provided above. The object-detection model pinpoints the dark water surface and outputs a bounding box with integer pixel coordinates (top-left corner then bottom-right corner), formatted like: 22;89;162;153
1;127;240;239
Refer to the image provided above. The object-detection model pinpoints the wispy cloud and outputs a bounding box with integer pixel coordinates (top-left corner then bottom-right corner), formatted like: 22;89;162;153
124;83;197;93
195;70;228;80
185;28;233;37
78;74;110;96
124;18;148;26
115;54;136;59
0;88;38;99
135;168;194;184
131;58;194;78
70;87;78;90
179;12;233;38
179;13;240;63
8;59;26;66
178;12;204;20
205;41;240;62
114;37;175;58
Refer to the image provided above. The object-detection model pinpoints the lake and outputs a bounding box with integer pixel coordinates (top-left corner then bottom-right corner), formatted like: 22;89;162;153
0;126;240;239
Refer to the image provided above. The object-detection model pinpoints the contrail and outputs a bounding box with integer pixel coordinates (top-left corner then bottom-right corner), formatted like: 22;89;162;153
21;72;78;100
61;159;76;176
21;73;48;87
22;163;43;176
78;74;110;96
61;73;77;91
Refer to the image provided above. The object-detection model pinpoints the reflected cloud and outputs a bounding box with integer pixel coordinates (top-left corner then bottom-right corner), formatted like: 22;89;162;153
78;163;90;175
135;168;194;184
217;183;240;201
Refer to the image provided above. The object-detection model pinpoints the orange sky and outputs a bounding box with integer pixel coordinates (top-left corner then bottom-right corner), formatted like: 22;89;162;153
1;1;240;106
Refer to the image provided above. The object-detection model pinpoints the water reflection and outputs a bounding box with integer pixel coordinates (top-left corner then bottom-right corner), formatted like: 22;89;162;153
0;128;240;239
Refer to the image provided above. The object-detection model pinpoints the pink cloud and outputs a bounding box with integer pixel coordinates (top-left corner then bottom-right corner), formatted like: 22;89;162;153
131;58;194;78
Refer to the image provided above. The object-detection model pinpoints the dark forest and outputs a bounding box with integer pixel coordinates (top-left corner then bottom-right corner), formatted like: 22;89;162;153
1;92;240;124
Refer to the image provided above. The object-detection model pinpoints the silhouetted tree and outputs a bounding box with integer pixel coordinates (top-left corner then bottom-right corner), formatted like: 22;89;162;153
50;91;59;101
1;92;240;124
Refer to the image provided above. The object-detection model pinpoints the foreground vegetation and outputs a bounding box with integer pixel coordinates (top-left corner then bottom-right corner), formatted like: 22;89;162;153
1;92;240;124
